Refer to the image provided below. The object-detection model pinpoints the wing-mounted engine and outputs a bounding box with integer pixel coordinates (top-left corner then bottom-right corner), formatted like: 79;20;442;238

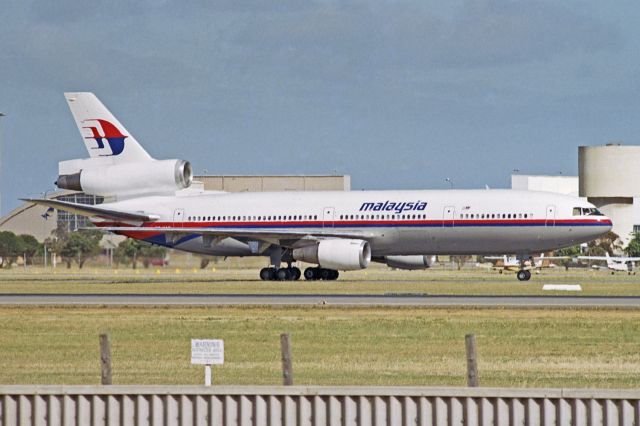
293;239;371;271
56;158;192;198
380;255;436;270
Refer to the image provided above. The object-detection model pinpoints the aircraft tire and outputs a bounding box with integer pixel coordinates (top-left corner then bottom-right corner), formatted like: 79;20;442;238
516;270;528;281
320;268;332;280
304;267;318;280
276;268;291;281
330;270;339;280
290;267;301;281
259;267;272;281
524;270;532;280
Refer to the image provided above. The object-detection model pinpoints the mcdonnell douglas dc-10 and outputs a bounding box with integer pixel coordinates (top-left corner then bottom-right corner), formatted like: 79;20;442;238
25;93;612;281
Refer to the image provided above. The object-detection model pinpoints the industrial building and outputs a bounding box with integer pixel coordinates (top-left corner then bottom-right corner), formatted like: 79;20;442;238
511;175;579;196
0;175;350;242
512;144;640;247
579;144;640;246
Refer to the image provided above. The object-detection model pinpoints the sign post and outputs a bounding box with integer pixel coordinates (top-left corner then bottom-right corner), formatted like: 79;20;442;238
191;339;224;386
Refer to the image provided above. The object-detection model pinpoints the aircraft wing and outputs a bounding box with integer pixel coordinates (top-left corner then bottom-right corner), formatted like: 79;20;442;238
96;226;374;245
24;198;374;246
21;198;160;223
578;256;640;262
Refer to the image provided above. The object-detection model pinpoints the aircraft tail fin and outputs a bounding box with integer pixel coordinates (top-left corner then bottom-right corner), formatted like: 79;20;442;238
605;252;614;267
64;92;152;163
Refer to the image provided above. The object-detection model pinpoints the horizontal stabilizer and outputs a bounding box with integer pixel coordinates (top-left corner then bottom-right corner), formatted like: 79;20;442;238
21;198;160;223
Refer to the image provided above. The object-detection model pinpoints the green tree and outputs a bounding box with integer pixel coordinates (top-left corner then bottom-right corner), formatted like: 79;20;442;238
139;243;167;268
115;238;167;269
626;233;640;257
554;245;582;258
115;238;143;269
588;231;621;255
0;231;25;268
18;234;42;265
451;255;471;270
60;230;103;269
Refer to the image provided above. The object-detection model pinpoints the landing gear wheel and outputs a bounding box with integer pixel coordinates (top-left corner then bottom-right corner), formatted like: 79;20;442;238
517;270;528;281
290;267;301;281
320;268;332;280
276;268;291;281
524;270;531;280
260;267;276;281
330;270;339;280
304;267;318;280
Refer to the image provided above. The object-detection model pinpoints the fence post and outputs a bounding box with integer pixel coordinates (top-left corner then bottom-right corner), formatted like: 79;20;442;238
100;332;112;385
465;334;478;387
280;333;293;385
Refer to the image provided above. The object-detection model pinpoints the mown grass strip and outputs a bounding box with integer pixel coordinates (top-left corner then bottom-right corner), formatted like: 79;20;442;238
1;306;639;388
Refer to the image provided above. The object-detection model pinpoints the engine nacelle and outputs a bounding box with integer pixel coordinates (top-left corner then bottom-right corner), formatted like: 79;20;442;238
57;159;192;197
384;255;436;270
293;239;371;271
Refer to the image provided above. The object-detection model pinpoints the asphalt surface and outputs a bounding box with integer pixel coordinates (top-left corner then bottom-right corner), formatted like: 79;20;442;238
1;293;640;307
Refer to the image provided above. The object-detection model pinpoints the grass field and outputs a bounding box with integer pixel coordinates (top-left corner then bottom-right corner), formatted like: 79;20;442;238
1;268;640;388
1;305;640;388
1;265;640;295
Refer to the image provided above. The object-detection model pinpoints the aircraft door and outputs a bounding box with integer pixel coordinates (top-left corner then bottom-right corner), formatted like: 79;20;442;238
443;206;455;228
323;207;335;228
545;205;556;227
173;208;185;228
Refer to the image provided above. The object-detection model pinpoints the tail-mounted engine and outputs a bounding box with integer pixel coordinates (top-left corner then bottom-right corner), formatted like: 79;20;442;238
56;159;192;198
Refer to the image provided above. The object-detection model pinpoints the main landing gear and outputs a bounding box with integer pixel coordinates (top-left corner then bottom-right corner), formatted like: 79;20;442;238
303;267;339;281
260;266;301;281
258;266;340;281
516;269;532;281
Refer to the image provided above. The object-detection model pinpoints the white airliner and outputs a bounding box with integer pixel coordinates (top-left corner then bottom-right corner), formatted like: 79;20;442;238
24;93;613;281
579;253;640;275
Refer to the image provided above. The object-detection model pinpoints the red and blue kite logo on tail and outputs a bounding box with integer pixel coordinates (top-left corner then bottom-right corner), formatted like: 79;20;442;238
82;119;127;156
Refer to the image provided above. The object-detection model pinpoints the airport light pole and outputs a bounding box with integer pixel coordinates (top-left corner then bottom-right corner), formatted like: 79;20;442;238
445;177;453;189
0;112;5;216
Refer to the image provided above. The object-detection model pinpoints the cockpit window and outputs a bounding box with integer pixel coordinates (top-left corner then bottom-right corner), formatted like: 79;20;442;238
584;207;604;216
574;207;604;216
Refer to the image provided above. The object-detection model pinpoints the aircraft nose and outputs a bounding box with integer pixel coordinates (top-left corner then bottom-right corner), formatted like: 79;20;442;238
598;215;613;232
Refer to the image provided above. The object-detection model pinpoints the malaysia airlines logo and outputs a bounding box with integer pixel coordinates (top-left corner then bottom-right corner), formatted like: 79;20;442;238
360;200;427;214
82;119;127;156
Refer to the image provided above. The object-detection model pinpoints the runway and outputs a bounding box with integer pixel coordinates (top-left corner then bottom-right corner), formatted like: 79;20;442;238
1;293;640;307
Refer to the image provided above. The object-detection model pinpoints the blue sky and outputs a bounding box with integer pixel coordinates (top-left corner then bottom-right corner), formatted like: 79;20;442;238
1;0;639;214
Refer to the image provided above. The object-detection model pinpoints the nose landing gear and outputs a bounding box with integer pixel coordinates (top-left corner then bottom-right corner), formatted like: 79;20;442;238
516;269;532;281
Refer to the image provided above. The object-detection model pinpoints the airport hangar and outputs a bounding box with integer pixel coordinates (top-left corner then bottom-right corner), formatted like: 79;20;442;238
0;175;350;242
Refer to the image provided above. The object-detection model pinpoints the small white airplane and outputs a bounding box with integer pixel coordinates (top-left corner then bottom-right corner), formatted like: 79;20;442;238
482;253;567;274
578;252;640;275
24;93;613;281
